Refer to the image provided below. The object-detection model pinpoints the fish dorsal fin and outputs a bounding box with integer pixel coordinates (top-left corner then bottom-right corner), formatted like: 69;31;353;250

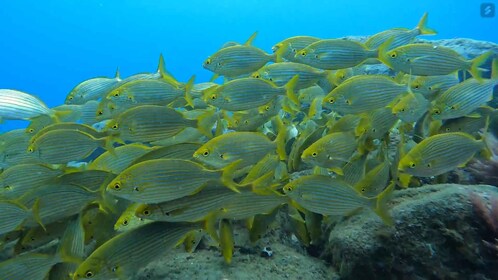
114;67;121;80
157;53;165;73
244;31;258;46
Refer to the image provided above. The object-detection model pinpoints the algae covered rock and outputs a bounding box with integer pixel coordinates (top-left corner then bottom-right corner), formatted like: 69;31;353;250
322;184;498;279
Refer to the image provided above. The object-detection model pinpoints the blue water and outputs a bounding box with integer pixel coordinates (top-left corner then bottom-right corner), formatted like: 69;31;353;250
0;0;497;132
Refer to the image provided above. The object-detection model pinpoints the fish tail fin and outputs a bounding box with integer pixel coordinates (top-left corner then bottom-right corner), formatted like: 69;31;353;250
373;180;395;226
209;73;220;82
376;37;395;64
31;198;46;231
204;212;220;243
470;51;491;82
103;137;117;156
416;12;437;35
196;109;218;138
184;75;196;108
221;159;242;193
284;74;300;105
274;115;288;161
52;109;73;123
157;53;166;74
274;46;286;62
491;58;498;81
306;97;322;121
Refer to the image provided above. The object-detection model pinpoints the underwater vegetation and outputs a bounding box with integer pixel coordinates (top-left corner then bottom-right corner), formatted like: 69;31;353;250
0;12;497;279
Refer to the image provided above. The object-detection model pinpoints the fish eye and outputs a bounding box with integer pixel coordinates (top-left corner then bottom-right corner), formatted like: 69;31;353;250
254;74;260;78
85;270;94;278
113;92;119;97
244;120;249;124
113;182;121;190
311;152;318;157
112;124;119;129
400;108;405;112
328;98;335;104
445;128;451;132
450;105;456;110
284;186;292;192
122;220;128;225
410;163;416;168
210;94;217;100
217;62;222;66
428;86;433;90
390;52;397;58
97;110;103;116
300;51;306;56
426;163;431;168
205;58;211;65
143;209;150;216
27;128;34;133
433;109;441;115
68;96;73;100
413;85;419;89
345;99;351;105
361;187;366;193
265;106;270;111
202;150;210;156
27;147;34;153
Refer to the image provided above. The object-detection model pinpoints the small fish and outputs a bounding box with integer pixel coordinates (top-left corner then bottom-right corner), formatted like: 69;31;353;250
341;153;368;186
301;132;358;170
135;184;234;223
409;73;460;100
283;175;394;225
251;62;328;90
398;132;488;177
200;76;299;111
193;130;286;169
203;32;275;78
431;59;498;120
107;159;240;204
365;12;436;50
27;129;112;164
354;161;391;198
225;97;282;132
356;107;399;139
322;75;408;114
88;143;153;174
379;41;491;79
294;39;377;70
73;222;200;280
248;206;280;242
105;105;200;143
219;219;234;264
329;68;355;86
0;252;60;280
65;68;121;105
0;89;64;122
29;122;108;146
391;91;429;123
15;219;68;254
439;107;494;136
0;163;63;199
287;121;326;172
56;170;116;192
272;36;320;62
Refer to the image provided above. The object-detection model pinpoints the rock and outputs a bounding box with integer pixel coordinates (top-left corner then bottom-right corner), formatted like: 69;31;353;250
322;184;498;279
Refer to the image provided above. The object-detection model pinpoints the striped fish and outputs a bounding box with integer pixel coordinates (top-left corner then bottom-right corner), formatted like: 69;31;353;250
365;12;436;50
28;122;108;146
65;69;121;105
283;175;393;225
193;130;286;169
73;222;200;280
131;143;202;165
0;89;55;121
301;132;358;169
203;32;274;77
0;163;63;199
294;39;377;70
409;73;460;100
398;132;487;177
391;91;429;123
323;75;407;114
107;159;239;204
251;62;328;90
272;36;321;62
0;252;60;280
27;129;110;164
431;60;498;120
135;184;235;222
356;107;399;139
379;42;491;79
114;203;153;232
105;105;198;143
202;76;298;111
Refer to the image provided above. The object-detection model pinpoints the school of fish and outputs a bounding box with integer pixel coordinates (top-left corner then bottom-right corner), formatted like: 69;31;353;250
0;12;497;279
